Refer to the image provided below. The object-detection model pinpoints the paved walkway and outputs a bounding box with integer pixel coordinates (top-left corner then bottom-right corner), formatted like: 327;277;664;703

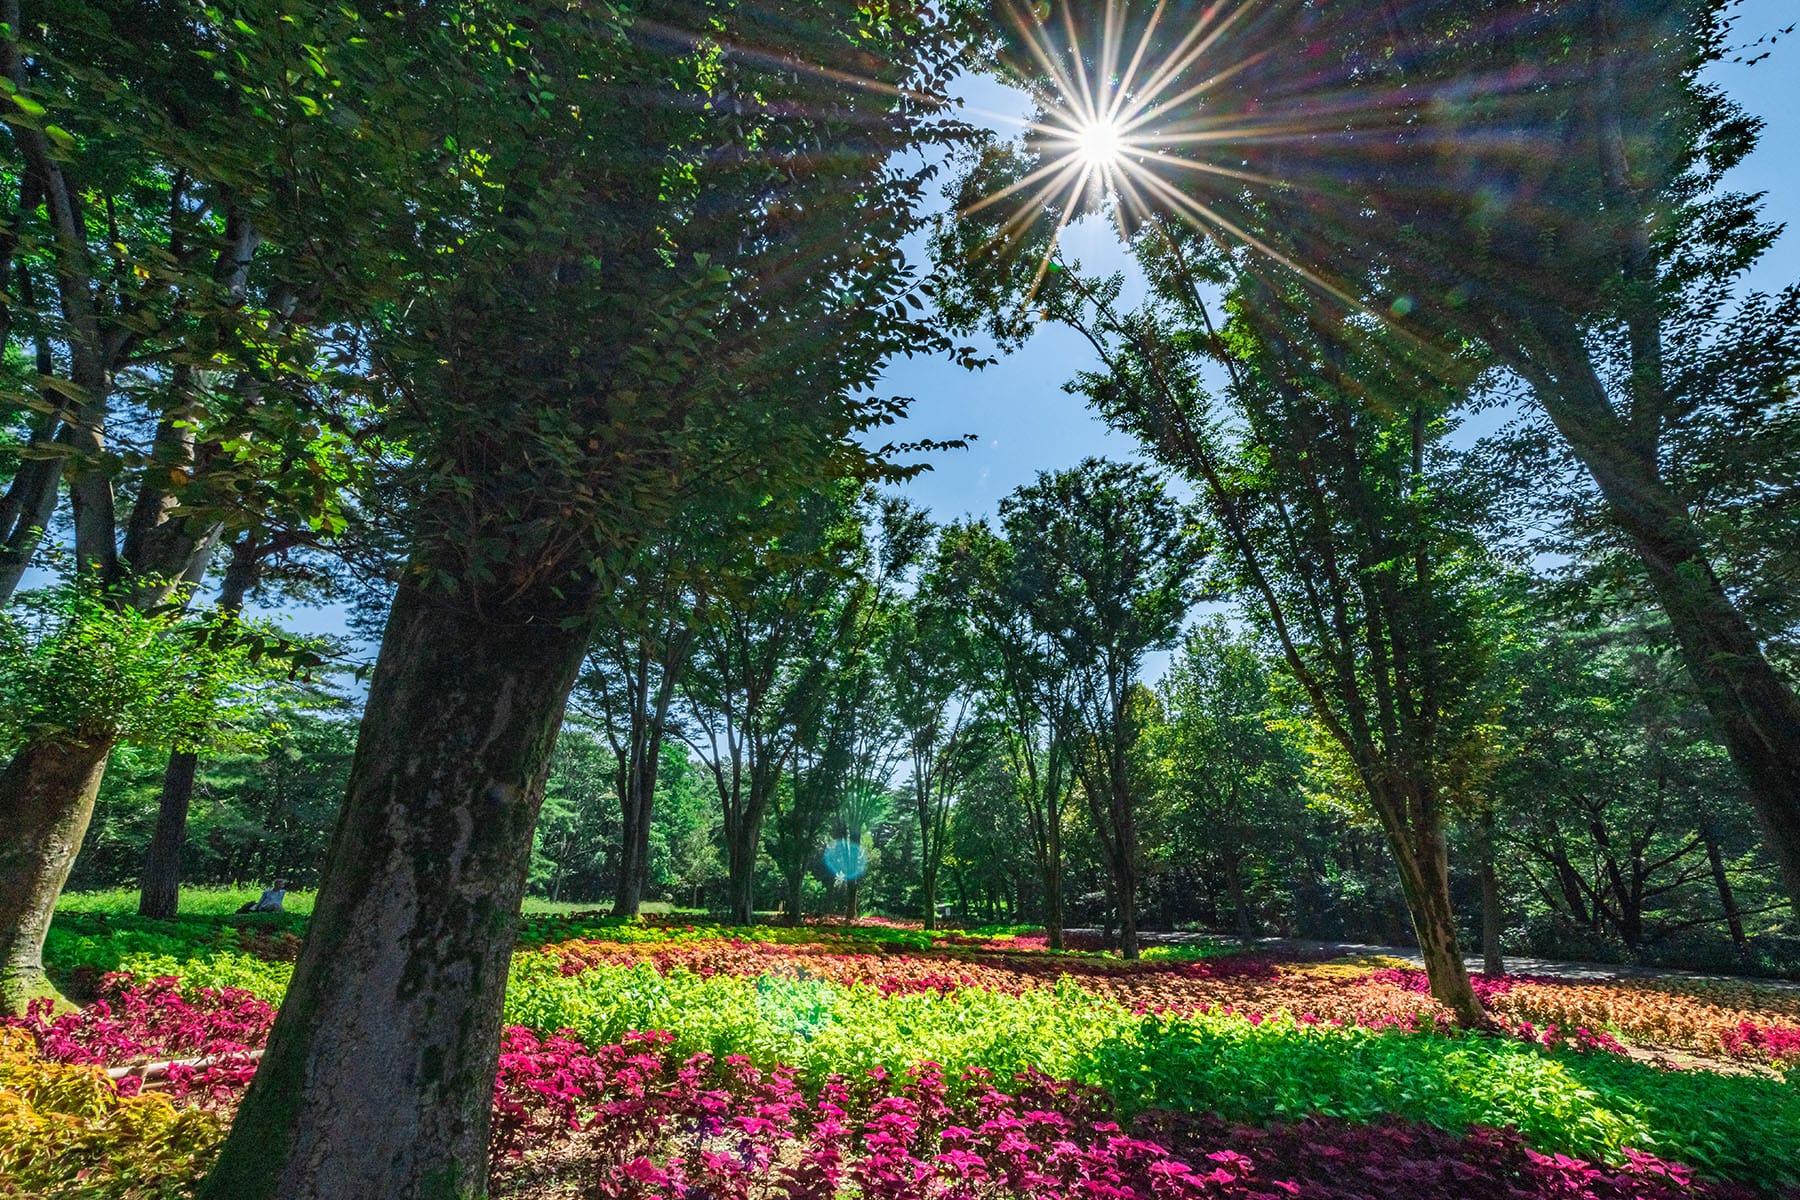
1064;929;1800;992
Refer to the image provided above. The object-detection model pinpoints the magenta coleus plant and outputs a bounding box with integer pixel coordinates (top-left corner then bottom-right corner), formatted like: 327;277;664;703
486;1025;1754;1200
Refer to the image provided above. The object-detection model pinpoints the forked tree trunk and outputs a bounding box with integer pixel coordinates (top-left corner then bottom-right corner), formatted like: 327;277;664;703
198;580;590;1200
0;735;116;1012
920;863;938;930
137;752;199;919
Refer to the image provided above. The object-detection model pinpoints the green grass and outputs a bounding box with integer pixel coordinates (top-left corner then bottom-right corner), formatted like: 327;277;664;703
56;885;318;917
53;887;701;921
518;898;697;917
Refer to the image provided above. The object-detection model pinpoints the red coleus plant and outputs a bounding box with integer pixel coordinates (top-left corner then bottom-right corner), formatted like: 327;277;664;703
486;1026;1756;1200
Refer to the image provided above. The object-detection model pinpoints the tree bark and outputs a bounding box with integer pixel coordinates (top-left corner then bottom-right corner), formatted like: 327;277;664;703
782;863;805;927
611;746;657;918
724;818;760;926
1701;820;1748;953
1383;808;1484;1027
1476;810;1504;976
1478;850;1505;977
136;751;198;920
198;580;590;1200
0;735;116;1012
1220;837;1255;942
1116;855;1139;960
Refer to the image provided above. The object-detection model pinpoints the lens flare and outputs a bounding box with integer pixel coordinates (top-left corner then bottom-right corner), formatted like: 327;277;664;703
823;838;870;884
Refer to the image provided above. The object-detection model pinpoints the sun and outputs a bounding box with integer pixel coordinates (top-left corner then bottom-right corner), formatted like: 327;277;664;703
1075;116;1127;169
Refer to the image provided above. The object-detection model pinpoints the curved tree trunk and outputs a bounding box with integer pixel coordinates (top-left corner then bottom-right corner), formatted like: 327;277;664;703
1525;320;1800;919
198;580;590;1200
136;752;199;920
0;735;116;1012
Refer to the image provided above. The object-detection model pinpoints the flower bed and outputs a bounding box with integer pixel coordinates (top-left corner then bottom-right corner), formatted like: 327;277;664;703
15;910;1800;1197
488;1024;1762;1200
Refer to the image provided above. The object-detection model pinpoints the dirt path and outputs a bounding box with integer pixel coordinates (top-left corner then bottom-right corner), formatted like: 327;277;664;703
1064;928;1800;992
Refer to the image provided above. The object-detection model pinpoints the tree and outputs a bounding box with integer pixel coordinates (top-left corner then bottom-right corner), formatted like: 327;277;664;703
201;3;973;1193
137;530;307;919
680;490;864;925
527;729;622;906
985;0;1800;917
889;541;985;930
575;528;705;918
1152;618;1308;942
0;0;387;1010
936;519;1081;948
1496;615;1780;955
0;580;292;1005
768;496;922;924
999;459;1204;959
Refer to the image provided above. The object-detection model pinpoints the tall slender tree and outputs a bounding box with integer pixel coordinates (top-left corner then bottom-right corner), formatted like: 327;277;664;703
999;459;1204;959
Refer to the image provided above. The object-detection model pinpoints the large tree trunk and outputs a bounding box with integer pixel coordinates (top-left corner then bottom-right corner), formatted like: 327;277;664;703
198;580;590;1200
136;752;199;920
0;735;116;1012
1525;321;1800;919
920;862;937;931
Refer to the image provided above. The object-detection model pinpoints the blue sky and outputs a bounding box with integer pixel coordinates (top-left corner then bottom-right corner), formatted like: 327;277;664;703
878;0;1800;527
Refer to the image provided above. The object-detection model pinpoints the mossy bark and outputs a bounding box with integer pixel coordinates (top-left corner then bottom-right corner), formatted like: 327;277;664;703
1379;790;1485;1029
0;735;115;1014
199;580;590;1200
